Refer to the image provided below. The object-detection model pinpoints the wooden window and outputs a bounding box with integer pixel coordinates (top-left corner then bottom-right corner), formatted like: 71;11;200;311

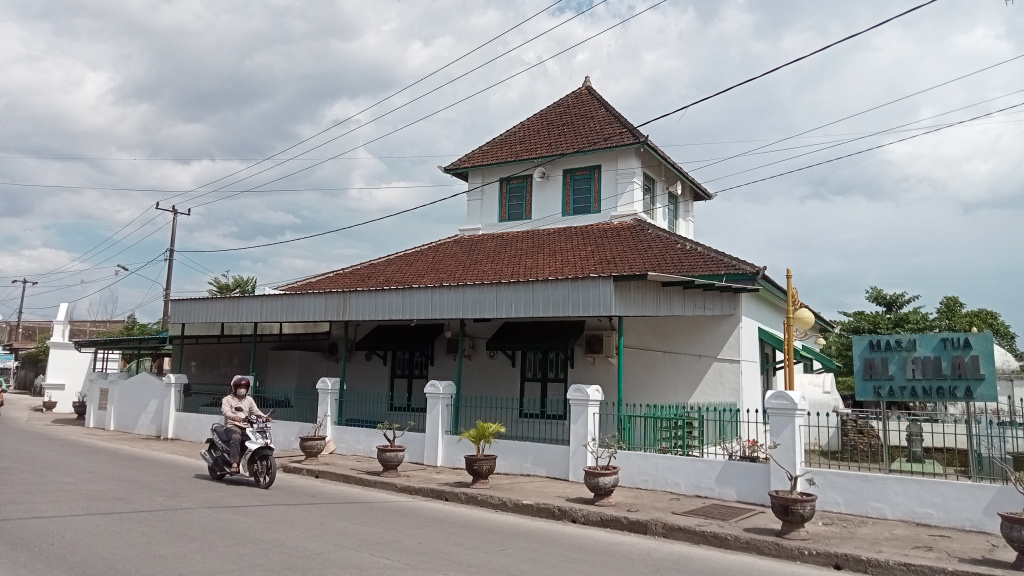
389;349;429;412
562;166;601;216
499;176;532;222
643;173;656;219
519;350;568;420
667;192;678;233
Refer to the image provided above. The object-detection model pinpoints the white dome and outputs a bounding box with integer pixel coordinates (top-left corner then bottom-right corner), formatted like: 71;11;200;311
995;344;1021;376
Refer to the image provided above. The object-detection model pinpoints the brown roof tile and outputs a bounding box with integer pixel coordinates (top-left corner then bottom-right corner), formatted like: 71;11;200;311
441;81;713;200
279;218;761;293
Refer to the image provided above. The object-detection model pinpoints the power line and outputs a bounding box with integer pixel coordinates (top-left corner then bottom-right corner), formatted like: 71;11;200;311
0;182;463;193
21;252;168;310
179;0;931;253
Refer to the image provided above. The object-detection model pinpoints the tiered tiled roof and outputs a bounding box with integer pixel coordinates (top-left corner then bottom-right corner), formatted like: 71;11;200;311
278;218;760;293
441;79;713;200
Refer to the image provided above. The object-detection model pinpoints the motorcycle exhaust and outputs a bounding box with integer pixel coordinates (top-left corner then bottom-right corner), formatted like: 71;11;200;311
200;451;214;465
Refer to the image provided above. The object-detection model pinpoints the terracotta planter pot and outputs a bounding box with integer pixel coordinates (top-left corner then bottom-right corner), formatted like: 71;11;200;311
1012;454;1024;473
72;401;87;420
376;445;406;477
297;435;327;462
42;400;58;412
464;454;498;489
583;466;620;507
998;512;1024;570
768;490;818;540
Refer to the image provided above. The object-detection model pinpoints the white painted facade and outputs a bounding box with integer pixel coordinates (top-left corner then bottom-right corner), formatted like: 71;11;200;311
460;148;697;238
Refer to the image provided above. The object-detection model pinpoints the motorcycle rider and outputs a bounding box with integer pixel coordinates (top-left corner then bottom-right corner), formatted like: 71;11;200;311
221;375;271;474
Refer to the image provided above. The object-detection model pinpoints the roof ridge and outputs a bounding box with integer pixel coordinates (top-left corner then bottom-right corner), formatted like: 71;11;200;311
581;85;647;142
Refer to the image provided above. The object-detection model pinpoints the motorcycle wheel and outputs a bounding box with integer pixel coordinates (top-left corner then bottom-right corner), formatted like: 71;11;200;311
208;465;226;481
252;454;276;489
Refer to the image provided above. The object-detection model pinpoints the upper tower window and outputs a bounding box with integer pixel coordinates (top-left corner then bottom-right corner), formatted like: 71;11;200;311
643;173;656;220
562;166;601;216
499;175;532;222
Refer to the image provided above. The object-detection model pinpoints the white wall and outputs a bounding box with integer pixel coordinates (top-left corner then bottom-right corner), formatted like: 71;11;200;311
441;434;571;480
616;451;770;506
41;342;95;412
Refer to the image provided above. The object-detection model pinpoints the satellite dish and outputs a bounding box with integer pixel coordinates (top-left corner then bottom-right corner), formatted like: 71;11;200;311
533;167;548;182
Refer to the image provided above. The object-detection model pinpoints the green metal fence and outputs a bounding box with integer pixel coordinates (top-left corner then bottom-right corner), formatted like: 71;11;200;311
337;391;427;433
595;402;764;459
802;397;1024;485
447;396;570;446
177;383;320;423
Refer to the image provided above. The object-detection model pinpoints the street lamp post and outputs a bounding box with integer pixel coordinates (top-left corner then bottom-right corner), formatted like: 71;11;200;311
783;268;826;391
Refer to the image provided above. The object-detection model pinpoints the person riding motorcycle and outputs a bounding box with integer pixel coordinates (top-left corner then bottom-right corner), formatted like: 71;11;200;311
221;376;271;474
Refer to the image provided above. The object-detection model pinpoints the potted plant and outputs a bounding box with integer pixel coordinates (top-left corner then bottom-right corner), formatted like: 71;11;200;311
755;441;818;540
42;393;57;413
297;417;328;463
583;435;624;506
72;392;87;420
993;459;1024;567
458;421;506;489
739;438;763;463
376;421;414;477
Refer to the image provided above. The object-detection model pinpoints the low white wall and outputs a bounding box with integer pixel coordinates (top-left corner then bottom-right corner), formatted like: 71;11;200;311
441;435;570;480
331;425;427;465
104;373;167;436
813;468;1019;534
41;341;95;412
616;451;770;506
173;411;314;450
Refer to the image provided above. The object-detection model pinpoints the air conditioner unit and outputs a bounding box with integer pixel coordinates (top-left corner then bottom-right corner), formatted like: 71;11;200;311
584;332;617;361
445;337;473;360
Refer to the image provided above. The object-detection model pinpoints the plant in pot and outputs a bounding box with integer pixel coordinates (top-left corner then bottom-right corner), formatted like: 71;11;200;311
458;421;506;489
42;392;58;413
297;417;328;463
755;441;818;540
72;392;87;420
993;459;1024;569
376;421;414;478
583;435;624;506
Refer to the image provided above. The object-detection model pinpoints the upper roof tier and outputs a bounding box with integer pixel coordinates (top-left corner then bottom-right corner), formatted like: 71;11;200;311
441;78;714;201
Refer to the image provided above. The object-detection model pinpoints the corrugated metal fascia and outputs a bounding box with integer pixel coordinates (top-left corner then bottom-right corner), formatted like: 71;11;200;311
612;280;735;316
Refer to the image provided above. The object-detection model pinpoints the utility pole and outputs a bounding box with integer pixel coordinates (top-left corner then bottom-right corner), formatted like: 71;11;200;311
155;202;190;331
11;278;38;342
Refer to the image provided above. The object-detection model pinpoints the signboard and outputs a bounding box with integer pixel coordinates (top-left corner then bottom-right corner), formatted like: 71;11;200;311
0;354;13;369
853;332;997;402
98;388;109;411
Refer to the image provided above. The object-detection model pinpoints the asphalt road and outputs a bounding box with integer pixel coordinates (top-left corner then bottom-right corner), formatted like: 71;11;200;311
0;395;830;576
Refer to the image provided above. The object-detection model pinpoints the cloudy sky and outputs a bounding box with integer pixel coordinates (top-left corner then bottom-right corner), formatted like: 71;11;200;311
0;0;1021;339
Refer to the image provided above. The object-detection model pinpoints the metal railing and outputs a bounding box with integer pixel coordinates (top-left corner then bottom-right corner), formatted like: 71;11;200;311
802;397;1024;484
337;391;427;433
595;402;766;460
177;383;320;423
448;396;570;446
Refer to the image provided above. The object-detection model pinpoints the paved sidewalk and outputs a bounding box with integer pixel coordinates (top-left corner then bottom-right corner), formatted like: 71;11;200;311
12;398;1020;576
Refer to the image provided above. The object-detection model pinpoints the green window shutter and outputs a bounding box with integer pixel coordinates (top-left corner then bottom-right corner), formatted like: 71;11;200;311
667;193;678;233
563;166;601;216
499;176;532;222
643;173;655;219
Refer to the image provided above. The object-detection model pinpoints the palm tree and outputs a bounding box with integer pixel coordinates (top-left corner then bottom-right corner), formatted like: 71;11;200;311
206;273;257;297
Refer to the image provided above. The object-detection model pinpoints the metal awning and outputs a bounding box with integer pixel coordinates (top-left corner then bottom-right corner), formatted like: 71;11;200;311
799;345;841;371
73;335;170;353
353;324;444;351
758;327;785;352
486;320;586;352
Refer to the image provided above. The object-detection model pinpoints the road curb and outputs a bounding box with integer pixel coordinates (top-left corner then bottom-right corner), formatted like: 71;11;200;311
281;463;989;576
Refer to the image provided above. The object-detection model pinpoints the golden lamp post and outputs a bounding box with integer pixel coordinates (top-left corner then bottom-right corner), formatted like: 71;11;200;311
784;268;827;391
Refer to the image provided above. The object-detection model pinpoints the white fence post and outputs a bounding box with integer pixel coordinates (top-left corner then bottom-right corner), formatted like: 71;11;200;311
85;372;103;428
104;374;126;431
424;380;456;467
316;378;341;439
162;374;187;439
568;384;604;482
764;389;808;493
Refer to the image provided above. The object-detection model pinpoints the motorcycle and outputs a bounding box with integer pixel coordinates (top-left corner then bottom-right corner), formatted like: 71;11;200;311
201;409;276;489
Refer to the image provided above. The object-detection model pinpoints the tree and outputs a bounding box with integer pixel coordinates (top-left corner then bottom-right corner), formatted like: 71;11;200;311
206;273;257;297
95;313;162;338
86;292;119;320
20;334;50;366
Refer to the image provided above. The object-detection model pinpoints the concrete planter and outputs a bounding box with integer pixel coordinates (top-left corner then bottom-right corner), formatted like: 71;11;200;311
768;490;817;540
376;445;406;477
42;400;58;412
998;512;1024;570
583;466;620;507
464;454;497;489
298;435;327;463
72;401;87;420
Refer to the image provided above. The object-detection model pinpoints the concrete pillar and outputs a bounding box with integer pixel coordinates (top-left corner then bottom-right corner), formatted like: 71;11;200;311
764;389;808;493
162;374;187;439
568;384;604;482
85;372;104;429
424;380;456;467
104;373;127;431
316;377;341;438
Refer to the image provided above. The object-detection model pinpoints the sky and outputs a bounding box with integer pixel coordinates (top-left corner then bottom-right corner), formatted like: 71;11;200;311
0;0;1021;342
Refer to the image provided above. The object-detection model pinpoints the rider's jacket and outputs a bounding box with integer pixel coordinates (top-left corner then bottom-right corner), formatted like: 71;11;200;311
221;394;266;429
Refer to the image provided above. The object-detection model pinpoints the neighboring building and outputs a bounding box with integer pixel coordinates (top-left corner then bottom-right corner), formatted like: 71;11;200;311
166;78;837;442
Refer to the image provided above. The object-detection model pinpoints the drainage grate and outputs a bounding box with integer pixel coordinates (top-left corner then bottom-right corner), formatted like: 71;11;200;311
672;503;761;522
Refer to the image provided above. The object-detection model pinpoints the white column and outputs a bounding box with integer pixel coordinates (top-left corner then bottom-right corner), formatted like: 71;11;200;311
85;372;104;429
764;389;808;493
104;374;126;431
316;377;341;439
424;380;456;467
162;374;187;439
567;384;604;482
